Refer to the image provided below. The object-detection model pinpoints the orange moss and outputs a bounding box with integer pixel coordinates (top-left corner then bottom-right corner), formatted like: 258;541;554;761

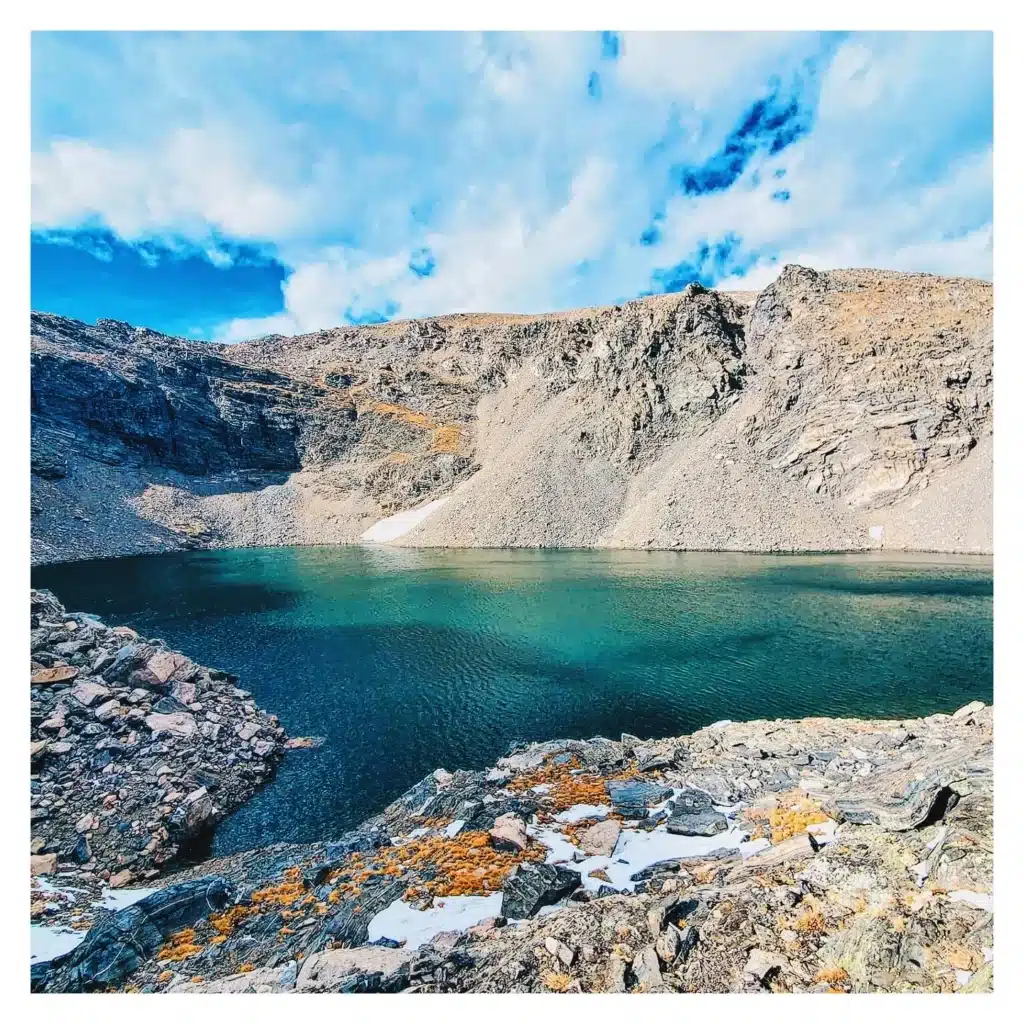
791;904;827;935
507;755;640;813
157;928;204;963
431;425;462;453
210;904;254;936
814;966;849;985
325;827;546;903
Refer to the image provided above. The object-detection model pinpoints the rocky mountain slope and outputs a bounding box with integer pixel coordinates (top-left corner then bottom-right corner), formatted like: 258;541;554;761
33;698;993;994
31;265;993;563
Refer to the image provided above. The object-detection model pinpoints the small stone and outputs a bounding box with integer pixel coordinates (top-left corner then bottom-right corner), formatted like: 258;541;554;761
743;948;788;983
433;768;454;787
655;923;682;964
108;868;136;888
94;698;123;723
604;956;628;993
952;700;985;720
665;809;728;837
30;853;58;875
606;780;673;818
284;736;325;750
544;936;576;967
72;680;112;707
632;945;664;991
489;813;528;852
145;711;197;740
32;665;79;686
578;818;621;857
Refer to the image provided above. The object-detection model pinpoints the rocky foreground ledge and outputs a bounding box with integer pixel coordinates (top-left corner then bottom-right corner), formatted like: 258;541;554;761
32;682;993;994
30;589;287;887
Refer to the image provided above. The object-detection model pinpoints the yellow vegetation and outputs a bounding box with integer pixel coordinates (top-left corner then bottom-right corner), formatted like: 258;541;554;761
372;402;435;430
238;964;255;974
814;966;849;985
791;905;827;935
327;828;546;902
743;791;830;844
541;971;574;992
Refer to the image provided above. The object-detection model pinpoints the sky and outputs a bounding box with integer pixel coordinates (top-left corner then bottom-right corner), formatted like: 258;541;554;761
30;31;993;341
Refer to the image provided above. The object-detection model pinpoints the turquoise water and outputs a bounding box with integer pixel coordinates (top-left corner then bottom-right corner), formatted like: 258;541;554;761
33;547;992;855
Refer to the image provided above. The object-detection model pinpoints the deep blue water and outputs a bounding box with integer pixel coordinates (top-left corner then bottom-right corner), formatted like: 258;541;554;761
33;547;993;855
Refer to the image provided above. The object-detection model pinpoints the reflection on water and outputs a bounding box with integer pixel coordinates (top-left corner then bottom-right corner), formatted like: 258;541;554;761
33;547;992;855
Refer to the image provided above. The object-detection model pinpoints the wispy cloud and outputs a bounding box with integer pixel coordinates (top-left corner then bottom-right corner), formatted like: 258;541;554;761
31;31;992;339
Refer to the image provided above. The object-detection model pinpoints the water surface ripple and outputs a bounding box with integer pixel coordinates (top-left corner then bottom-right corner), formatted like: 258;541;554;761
33;547;992;854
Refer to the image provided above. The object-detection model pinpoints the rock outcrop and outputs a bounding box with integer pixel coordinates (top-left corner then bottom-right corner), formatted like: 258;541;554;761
30;590;286;883
32;702;993;994
31;266;993;564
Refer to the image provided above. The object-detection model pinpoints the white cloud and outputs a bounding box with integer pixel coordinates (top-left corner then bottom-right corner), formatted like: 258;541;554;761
32;31;992;340
33;128;305;243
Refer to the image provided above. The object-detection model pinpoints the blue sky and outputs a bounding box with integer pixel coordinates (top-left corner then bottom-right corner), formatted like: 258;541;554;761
31;31;993;340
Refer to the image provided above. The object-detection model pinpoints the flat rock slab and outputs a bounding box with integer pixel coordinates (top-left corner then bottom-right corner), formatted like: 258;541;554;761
606;780;674;818
31;666;79;686
666;809;728;836
42;876;233;992
296;947;416;992
832;741;992;831
501;862;580;919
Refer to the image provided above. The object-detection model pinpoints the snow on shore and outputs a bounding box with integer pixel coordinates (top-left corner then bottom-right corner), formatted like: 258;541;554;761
360;498;450;543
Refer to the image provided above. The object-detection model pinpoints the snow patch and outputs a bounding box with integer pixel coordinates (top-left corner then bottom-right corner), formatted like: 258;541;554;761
361;498;449;543
948;890;993;912
367;892;503;949
529;819;765;893
553;804;611;823
31;925;86;964
98;886;161;912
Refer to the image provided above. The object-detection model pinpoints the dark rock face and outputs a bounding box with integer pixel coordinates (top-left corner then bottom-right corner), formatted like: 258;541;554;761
31;314;351;476
41;877;233;992
606;780;674;818
501;863;581;919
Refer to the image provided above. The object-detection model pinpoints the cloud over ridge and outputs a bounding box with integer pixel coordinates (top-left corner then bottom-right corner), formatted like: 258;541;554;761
31;30;993;339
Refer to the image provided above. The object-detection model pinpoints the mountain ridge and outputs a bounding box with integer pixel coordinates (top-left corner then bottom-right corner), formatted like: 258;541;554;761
30;265;993;564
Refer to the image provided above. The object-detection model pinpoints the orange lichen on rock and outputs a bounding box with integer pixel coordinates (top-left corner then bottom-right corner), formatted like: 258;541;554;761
507;755;640;813
238;964;255;974
743;791;830;845
157;928;204;963
209;904;254;936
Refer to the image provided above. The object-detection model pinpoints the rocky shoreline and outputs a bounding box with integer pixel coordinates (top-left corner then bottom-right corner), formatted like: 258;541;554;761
30;589;287;889
30;654;993;993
